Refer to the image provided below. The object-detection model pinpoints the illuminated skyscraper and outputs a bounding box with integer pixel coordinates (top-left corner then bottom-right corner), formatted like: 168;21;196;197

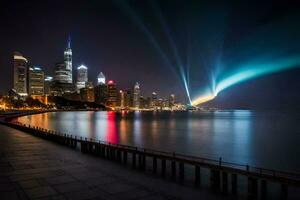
97;72;105;85
124;89;132;108
169;94;175;108
44;76;53;95
76;65;88;91
13;52;28;96
64;36;72;83
54;62;66;83
29;66;44;96
107;80;117;107
151;92;157;108
133;82;140;108
119;90;125;108
94;84;107;104
80;82;94;102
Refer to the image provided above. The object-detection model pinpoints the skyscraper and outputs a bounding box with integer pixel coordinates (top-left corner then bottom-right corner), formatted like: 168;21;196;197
107;80;117;107
29;66;44;96
44;76;53;95
54;62;67;83
13;52;28;96
151;92;157;108
169;94;175;108
97;72;106;85
80;82;94;102
64;36;73;84
119;90;125;108
124;89;132;108
94;84;108;105
76;65;88;92
133;82;140;108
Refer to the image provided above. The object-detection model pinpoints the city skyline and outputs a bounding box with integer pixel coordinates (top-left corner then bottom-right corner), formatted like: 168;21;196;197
1;0;300;109
0;1;299;199
8;36;179;103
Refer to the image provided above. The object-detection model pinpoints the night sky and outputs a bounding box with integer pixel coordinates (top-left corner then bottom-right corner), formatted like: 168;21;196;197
1;0;300;109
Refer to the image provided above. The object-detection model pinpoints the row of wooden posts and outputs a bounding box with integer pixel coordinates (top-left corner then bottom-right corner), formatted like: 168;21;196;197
6;122;298;200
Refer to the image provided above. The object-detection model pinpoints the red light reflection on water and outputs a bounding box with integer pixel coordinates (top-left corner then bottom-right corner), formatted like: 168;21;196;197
106;111;119;144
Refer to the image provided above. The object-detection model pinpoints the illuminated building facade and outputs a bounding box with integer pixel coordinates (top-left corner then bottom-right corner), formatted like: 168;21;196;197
76;65;88;92
119;90;125;108
13;52;28;97
54;62;67;83
64;36;72;83
29;66;45;96
151;92;157;108
133;82;140;108
124;89;132;108
80;82;94;102
94;84;107;104
44;76;53;95
169;94;175;108
107;80;117;107
97;72;105;85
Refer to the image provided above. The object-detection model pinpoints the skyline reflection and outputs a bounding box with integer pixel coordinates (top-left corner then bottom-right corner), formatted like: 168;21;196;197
16;110;300;172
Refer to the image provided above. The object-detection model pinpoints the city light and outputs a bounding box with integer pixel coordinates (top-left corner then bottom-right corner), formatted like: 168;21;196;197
108;80;114;85
191;55;300;106
77;65;87;69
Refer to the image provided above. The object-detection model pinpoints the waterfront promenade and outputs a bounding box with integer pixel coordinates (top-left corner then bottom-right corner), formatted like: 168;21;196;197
0;124;230;200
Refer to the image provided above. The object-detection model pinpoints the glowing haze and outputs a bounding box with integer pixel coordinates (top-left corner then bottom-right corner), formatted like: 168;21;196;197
191;55;300;106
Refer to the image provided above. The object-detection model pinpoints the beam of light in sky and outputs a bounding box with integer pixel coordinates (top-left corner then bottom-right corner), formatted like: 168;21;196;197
191;55;300;106
116;1;191;103
150;1;191;103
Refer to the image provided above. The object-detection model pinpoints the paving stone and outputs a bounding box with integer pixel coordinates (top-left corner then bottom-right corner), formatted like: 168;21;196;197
139;194;170;200
64;190;100;200
98;182;137;194
0;191;20;200
18;179;40;189
53;182;89;193
25;186;57;199
110;188;152;200
37;195;67;200
0;183;16;192
0;176;11;183
45;175;75;185
81;176;118;187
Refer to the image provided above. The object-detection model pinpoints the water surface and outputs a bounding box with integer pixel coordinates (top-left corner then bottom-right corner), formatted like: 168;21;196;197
17;110;300;172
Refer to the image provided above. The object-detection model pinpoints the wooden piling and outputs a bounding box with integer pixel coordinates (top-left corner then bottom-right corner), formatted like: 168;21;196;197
179;162;184;182
161;159;166;177
132;152;136;168
210;169;220;191
261;180;267;199
222;171;228;194
231;174;237;195
153;157;157;174
171;161;176;179
248;177;258;200
195;165;200;187
280;184;288;200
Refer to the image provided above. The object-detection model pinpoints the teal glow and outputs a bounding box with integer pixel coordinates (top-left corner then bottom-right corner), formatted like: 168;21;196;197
192;55;300;105
215;56;300;95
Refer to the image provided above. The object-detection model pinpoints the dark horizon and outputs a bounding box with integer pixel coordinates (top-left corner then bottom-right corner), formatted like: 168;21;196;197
1;0;300;108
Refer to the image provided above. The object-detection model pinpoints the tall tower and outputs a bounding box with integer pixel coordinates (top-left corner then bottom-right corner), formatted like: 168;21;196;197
107;80;117;107
29;66;45;96
13;52;28;97
97;72;106;85
133;82;140;108
76;65;88;91
64;35;72;83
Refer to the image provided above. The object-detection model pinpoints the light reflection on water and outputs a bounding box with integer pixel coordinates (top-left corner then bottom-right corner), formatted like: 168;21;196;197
17;110;300;172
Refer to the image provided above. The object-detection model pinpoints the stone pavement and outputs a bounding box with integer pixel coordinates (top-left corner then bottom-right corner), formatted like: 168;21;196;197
0;124;231;200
